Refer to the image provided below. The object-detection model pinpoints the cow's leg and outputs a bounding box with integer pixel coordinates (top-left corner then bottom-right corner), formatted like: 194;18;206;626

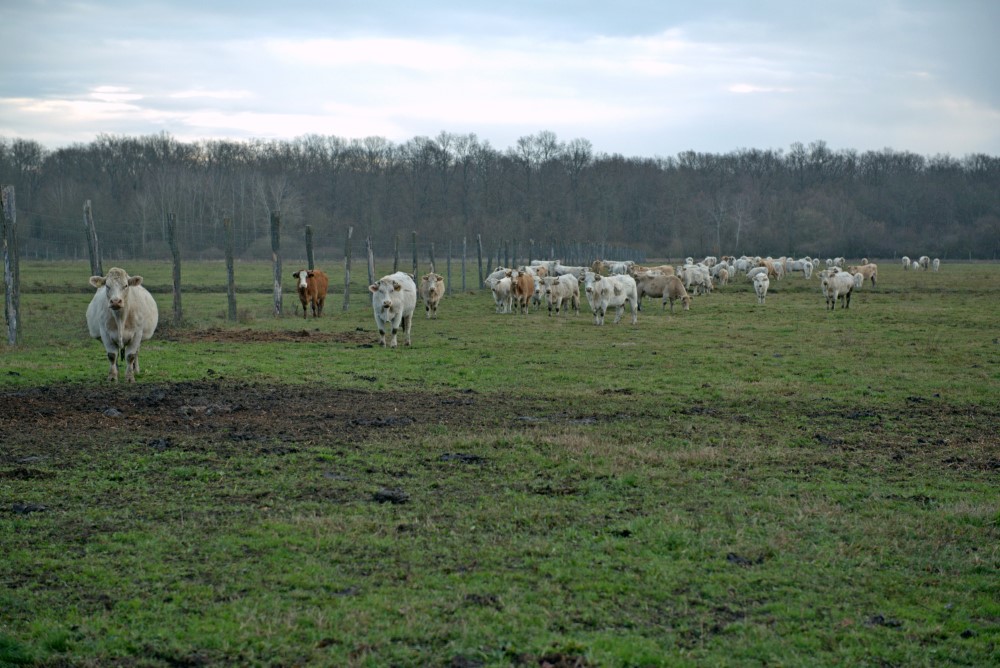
302;299;308;319
403;314;412;346
125;352;138;383
106;351;119;382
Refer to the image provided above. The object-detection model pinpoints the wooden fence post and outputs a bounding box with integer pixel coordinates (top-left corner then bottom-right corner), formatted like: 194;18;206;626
305;225;315;270
270;210;281;316
429;242;436;274
83;200;102;277
365;235;375;286
462;236;467;292
166;212;182;324
411;231;418;278
446;240;452;295
393;233;400;273
2;186;21;345
342;225;353;311
476;234;484;288
224;217;237;322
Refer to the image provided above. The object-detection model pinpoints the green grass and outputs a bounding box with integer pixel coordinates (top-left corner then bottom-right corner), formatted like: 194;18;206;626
1;260;998;667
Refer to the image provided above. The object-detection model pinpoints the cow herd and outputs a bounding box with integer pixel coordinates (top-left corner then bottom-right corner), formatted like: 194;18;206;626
86;253;941;380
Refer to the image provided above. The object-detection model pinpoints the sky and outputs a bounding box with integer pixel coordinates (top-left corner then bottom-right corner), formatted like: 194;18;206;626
2;0;999;157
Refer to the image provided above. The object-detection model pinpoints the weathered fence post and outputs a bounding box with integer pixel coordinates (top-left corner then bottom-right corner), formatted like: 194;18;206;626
166;212;182;324
365;235;376;286
393;233;400;273
411;231;418;278
343;225;353;311
305;224;315;270
529;239;534;266
429;242;436;274
446;240;452;296
503;240;509;269
270;210;281;316
477;234;484;288
2;186;21;345
224;217;237;322
462;236;467;292
83;199;102;277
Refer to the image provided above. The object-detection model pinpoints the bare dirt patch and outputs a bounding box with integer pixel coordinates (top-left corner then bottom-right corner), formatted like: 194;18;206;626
0;382;510;462
157;325;374;345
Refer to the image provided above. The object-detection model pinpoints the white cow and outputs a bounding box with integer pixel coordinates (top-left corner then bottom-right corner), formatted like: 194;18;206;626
87;267;159;382
540;274;580;316
753;273;770;305
369;272;417;347
587;274;638;325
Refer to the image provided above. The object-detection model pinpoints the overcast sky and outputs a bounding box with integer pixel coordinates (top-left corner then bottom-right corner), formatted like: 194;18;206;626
3;0;998;157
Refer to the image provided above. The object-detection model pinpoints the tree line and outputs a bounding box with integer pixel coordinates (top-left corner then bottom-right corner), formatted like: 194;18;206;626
1;131;998;262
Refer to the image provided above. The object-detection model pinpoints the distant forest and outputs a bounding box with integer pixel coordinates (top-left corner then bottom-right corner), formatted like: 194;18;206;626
2;131;999;262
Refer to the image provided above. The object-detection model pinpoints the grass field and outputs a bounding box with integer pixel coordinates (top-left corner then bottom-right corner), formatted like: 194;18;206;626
1;259;998;667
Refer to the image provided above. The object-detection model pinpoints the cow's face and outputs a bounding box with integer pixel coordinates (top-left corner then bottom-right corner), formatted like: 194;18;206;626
370;280;401;311
293;270;312;290
90;268;140;311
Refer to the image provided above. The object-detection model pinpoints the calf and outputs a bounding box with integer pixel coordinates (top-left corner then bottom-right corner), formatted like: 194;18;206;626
292;268;329;318
419;272;445;318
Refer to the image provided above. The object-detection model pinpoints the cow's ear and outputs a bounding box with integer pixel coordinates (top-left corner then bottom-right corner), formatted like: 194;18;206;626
89;276;105;288
421;274;429;281
369;284;379;293
392;281;401;291
307;271;315;277
292;271;300;278
128;276;143;287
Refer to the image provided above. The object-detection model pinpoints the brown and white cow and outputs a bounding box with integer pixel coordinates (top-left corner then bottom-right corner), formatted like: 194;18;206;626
292;269;329;318
419;272;446;318
86;267;159;382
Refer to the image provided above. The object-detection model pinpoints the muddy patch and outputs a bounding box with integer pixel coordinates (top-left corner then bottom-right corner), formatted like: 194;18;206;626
159;326;374;345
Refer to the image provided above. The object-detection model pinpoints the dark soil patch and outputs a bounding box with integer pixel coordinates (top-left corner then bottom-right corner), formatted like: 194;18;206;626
0;381;523;462
159;326;374;345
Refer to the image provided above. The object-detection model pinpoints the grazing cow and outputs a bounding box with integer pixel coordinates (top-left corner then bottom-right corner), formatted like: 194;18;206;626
587;274;638;325
847;263;878;289
419;272;445;318
292;268;329;318
634;271;675;311
661;275;691;313
369;272;417;348
510;270;535;315
86;267;159;382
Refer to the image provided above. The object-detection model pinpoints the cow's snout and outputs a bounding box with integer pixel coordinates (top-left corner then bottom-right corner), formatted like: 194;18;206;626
382;300;392;309
110;299;123;310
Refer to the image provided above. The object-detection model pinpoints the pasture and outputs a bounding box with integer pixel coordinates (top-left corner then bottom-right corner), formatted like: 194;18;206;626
2;260;998;667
